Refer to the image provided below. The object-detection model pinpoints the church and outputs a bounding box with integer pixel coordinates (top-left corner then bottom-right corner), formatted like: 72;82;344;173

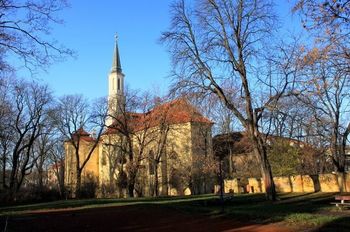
64;37;215;197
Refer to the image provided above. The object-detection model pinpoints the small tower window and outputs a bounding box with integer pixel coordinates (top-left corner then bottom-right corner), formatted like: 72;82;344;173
118;78;120;90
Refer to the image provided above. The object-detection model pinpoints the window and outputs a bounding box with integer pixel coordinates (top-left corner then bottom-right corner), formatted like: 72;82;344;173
118;78;120;90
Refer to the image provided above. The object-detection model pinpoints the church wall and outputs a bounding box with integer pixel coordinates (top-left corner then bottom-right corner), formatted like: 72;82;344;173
98;133;131;197
93;122;195;197
131;121;214;197
99;134;121;188
65;121;215;198
98;139;108;187
64;140;100;192
131;129;154;196
164;122;193;196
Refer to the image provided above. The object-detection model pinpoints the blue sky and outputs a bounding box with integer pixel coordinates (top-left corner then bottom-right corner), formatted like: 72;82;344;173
31;1;172;100
24;0;301;100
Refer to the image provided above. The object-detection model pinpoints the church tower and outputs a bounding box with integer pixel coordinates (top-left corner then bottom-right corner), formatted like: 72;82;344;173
107;34;125;126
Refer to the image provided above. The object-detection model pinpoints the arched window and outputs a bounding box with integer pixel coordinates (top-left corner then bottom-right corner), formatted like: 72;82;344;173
118;78;120;90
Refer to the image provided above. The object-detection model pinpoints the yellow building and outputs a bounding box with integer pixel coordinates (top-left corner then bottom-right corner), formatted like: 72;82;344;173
65;37;214;197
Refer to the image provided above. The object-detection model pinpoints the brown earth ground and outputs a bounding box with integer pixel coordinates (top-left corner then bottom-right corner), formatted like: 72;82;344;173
1;204;295;232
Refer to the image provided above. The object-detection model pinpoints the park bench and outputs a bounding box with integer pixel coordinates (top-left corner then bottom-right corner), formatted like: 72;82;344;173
331;195;350;210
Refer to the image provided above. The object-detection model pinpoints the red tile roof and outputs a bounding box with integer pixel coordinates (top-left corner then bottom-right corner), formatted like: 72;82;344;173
105;98;212;135
71;127;96;142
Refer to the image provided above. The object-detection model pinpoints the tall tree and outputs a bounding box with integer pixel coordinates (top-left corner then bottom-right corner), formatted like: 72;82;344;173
295;52;350;190
0;77;13;189
48;138;65;197
150;97;171;196
0;78;53;200
293;0;350;65
32;132;53;193
108;89;156;197
294;0;350;189
54;95;108;198
100;133;127;196
161;0;299;200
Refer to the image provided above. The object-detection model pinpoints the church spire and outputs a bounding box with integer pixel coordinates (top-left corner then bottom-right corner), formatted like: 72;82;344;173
111;33;122;73
107;34;125;126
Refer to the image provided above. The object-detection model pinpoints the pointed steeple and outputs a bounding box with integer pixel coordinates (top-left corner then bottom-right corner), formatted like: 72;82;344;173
111;33;122;73
107;34;125;127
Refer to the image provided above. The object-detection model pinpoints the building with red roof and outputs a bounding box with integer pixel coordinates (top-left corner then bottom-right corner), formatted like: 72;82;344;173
65;37;214;197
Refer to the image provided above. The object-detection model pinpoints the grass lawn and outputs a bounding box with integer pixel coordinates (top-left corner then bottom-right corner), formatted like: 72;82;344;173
163;192;350;230
1;192;350;231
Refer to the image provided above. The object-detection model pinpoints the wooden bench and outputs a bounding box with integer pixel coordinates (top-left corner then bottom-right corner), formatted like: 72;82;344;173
331;195;350;209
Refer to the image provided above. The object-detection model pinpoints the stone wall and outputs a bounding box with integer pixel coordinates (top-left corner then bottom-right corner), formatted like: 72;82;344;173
227;173;350;194
302;175;316;192
274;176;292;193
224;179;239;193
248;178;263;193
319;174;340;192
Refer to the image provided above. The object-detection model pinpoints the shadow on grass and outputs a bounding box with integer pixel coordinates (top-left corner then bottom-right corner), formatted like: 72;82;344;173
162;192;340;224
1;192;348;231
0;194;214;215
0;202;292;232
314;216;350;232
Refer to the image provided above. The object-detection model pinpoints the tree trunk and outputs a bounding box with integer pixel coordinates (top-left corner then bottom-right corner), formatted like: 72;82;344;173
338;172;348;192
57;168;63;198
38;166;43;192
219;159;224;212
2;153;6;189
108;164;117;194
338;127;349;192
128;181;134;198
252;135;276;201
8;183;17;202
8;152;19;194
75;171;82;198
109;176;115;194
259;152;276;201
154;162;159;196
59;165;65;198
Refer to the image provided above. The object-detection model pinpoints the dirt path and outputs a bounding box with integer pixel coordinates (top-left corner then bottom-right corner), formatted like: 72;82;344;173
1;204;294;232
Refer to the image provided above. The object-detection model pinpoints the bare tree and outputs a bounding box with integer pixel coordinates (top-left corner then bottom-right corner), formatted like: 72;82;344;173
193;89;243;135
54;95;108;198
296;54;350;189
32;132;53;193
101;134;127;196
0;78;13;189
0;78;53;200
161;0;300;200
107;89;138;197
0;0;73;74
294;0;350;66
292;0;350;191
149;97;171;196
109;90;156;197
48;138;65;197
